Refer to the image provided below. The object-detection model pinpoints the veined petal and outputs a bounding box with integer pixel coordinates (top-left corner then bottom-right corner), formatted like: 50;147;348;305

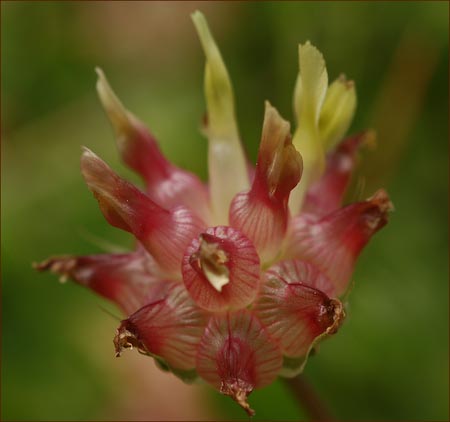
114;282;207;371
182;226;260;312
264;259;335;297
290;42;329;214
229;102;302;263
34;249;169;315
286;189;393;295
192;11;249;225
319;74;357;151
81;148;204;276
96;68;210;222
196;310;283;416
303;131;373;217
254;260;344;358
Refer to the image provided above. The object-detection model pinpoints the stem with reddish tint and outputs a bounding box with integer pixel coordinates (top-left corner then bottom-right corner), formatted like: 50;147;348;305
282;375;334;421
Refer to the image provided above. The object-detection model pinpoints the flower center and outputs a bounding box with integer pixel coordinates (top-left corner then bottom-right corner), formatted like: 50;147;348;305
182;226;260;312
196;234;230;292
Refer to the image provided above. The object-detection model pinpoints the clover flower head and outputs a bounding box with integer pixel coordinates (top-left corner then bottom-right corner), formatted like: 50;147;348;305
36;11;392;416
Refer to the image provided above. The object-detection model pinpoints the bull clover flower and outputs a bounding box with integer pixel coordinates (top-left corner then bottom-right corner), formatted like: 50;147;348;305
36;11;393;416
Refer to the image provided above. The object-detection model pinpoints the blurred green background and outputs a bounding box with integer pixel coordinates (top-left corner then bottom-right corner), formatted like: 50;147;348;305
2;1;448;420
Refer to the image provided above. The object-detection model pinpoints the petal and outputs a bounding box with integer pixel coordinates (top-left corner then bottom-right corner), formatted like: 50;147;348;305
96;68;211;222
196;310;283;416
293;42;328;126
229;102;302;263
303;131;373;217
114;282;207;371
34;249;169;315
286;189;393;295
192;11;249;225
264;259;335;297
254;260;344;358
81;148;204;276
290;42;329;214
182;226;260;312
319;74;357;151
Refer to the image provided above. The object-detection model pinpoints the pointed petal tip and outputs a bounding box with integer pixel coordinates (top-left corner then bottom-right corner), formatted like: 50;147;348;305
337;73;355;89
114;324;143;357
299;40;325;64
33;256;77;283
95;68;135;139
263;100;291;133
80;146;96;160
368;189;395;213
80;148;110;185
191;10;215;55
94;66;104;80
325;298;346;335
221;381;255;417
191;10;204;22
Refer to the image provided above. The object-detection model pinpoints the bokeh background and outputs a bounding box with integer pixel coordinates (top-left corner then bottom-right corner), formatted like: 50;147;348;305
2;1;448;420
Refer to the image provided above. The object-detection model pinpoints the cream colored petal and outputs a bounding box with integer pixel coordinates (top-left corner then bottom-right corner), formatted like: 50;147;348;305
293;41;328;125
319;74;357;150
192;11;249;225
290;42;328;214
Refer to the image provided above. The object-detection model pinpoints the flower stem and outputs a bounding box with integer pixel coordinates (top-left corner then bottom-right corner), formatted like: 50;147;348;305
282;375;334;421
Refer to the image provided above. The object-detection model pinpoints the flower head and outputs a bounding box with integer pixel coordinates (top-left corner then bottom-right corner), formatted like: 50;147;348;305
35;11;392;416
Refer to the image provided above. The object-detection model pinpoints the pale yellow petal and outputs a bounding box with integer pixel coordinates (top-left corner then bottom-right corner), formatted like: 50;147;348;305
192;11;249;224
319;74;357;150
290;42;328;213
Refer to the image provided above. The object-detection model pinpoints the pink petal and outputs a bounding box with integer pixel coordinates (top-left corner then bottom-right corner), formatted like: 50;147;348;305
229;103;302;263
196;310;283;416
81;148;204;276
34;249;168;315
254;260;344;358
303;132;369;217
182;226;260;312
96;69;211;222
264;259;335;297
114;282;207;371
286;189;393;295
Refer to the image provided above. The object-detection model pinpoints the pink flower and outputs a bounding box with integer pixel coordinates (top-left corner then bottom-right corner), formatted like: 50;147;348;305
35;11;392;416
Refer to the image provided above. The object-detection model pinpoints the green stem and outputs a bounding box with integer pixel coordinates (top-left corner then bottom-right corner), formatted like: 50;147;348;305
282;375;334;421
